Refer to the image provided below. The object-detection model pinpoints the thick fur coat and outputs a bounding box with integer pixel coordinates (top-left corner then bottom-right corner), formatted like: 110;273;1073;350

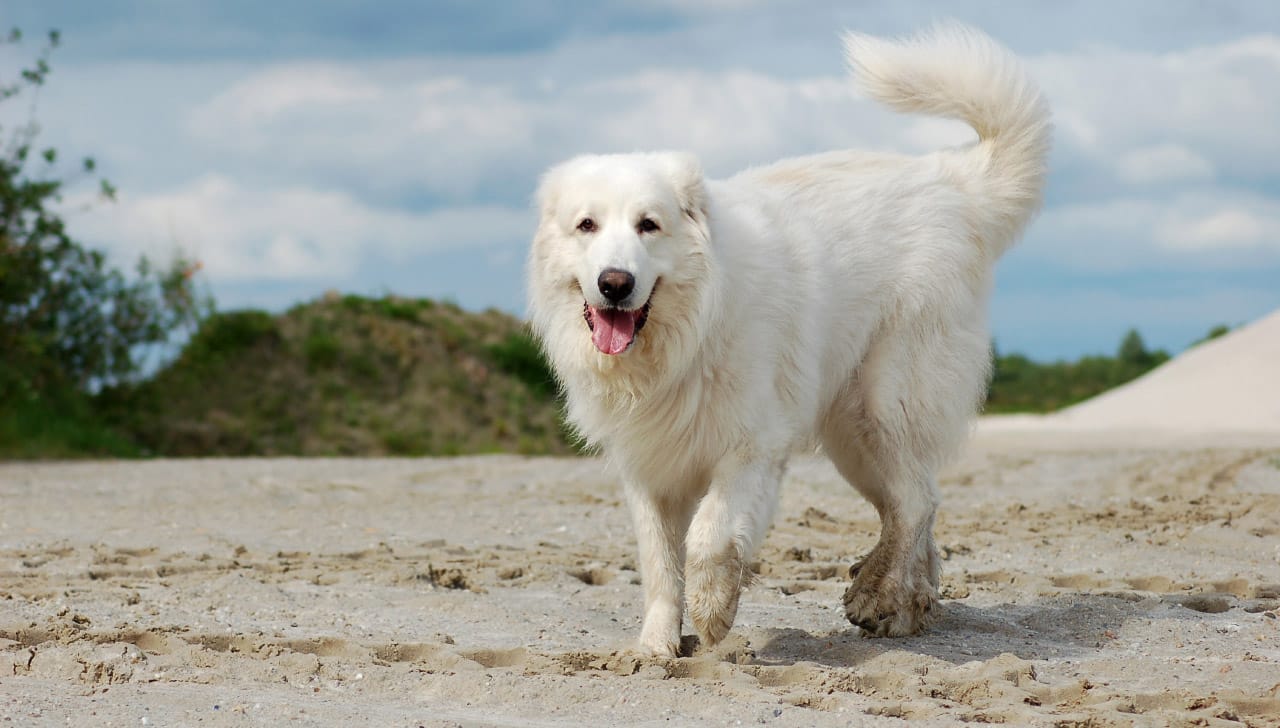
526;24;1051;656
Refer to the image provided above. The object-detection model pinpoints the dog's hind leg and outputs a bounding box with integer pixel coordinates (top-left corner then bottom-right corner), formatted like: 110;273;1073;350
625;482;699;657
823;409;941;637
824;318;988;636
684;451;786;647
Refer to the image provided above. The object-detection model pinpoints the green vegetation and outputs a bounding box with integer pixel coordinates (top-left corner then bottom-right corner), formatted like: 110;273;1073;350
0;391;141;458
97;294;577;456
489;331;559;398
985;328;1173;413
1191;324;1231;347
1;28;207;457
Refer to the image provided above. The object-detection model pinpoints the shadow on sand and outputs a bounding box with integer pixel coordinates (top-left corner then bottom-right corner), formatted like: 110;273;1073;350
745;591;1229;667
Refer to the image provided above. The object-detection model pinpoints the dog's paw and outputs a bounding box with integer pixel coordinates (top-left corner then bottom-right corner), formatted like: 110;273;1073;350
635;630;682;658
842;544;940;637
636;603;683;658
685;546;752;647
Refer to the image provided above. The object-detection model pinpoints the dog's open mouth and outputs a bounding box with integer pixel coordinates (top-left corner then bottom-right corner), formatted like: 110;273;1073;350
583;299;651;356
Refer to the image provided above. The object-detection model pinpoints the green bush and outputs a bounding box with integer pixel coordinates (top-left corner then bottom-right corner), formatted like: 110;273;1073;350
339;294;369;313
381;428;431;456
487;331;558;397
0;392;139;458
183;310;277;362
1;29;209;457
1192;324;1231;347
304;330;341;369
0;27;210;399
377;296;427;323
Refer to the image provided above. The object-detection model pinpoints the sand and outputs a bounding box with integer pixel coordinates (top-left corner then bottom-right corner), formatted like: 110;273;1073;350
983;309;1280;442
2;437;1279;726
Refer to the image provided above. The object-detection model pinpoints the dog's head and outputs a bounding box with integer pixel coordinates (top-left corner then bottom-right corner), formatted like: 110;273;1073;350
527;151;712;370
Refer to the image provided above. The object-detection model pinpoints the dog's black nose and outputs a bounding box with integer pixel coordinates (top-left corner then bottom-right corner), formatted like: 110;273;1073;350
597;268;635;303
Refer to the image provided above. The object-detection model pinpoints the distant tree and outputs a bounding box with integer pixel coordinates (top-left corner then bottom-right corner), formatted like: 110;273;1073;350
986;328;1171;413
1117;328;1153;367
0;28;209;406
1192;324;1231;347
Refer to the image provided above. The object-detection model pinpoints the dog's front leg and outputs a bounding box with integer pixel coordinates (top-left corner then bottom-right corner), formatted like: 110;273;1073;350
625;483;697;657
684;452;785;647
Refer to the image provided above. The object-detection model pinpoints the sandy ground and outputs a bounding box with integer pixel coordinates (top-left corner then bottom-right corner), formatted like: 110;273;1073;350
3;435;1280;726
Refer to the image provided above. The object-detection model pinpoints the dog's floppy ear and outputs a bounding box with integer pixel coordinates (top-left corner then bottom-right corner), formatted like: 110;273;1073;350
535;163;566;219
661;152;709;224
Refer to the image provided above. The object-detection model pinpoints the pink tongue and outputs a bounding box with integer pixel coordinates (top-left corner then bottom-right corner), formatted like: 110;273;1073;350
590;307;639;355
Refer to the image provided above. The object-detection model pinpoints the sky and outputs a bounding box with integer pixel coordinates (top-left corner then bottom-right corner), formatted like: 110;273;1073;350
4;0;1279;360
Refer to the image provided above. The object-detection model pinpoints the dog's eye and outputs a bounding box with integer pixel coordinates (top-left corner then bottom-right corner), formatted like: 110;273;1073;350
637;218;660;234
576;218;597;233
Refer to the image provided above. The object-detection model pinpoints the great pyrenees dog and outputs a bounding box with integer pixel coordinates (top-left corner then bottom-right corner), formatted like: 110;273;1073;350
527;24;1050;657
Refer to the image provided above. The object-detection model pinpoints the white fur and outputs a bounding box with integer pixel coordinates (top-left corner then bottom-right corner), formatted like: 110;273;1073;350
527;23;1050;656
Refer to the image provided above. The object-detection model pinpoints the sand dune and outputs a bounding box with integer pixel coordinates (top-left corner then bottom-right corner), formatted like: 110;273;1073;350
982;309;1280;444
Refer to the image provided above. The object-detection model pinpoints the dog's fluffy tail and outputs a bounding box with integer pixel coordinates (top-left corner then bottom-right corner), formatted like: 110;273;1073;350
844;23;1051;257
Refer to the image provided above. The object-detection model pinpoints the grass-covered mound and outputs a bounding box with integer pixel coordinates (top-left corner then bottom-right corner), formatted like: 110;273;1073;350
103;294;574;456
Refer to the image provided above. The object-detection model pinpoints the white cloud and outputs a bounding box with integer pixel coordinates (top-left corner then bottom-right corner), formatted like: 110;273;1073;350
1115;144;1214;185
186;66;541;201
1032;35;1280;180
1032;191;1280;269
1159;205;1280;251
189;65;382;129
576;71;862;166
70;175;532;281
168;30;1280;208
180;60;978;196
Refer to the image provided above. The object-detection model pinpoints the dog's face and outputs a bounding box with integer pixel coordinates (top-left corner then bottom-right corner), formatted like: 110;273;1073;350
529;152;710;359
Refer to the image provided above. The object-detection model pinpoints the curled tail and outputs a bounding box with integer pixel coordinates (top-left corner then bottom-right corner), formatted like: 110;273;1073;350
844;23;1051;257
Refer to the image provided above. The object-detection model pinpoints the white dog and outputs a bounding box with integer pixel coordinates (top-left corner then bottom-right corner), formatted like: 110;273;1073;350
527;24;1050;657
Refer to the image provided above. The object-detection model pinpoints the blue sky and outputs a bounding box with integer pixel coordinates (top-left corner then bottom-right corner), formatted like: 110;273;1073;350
4;0;1279;359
